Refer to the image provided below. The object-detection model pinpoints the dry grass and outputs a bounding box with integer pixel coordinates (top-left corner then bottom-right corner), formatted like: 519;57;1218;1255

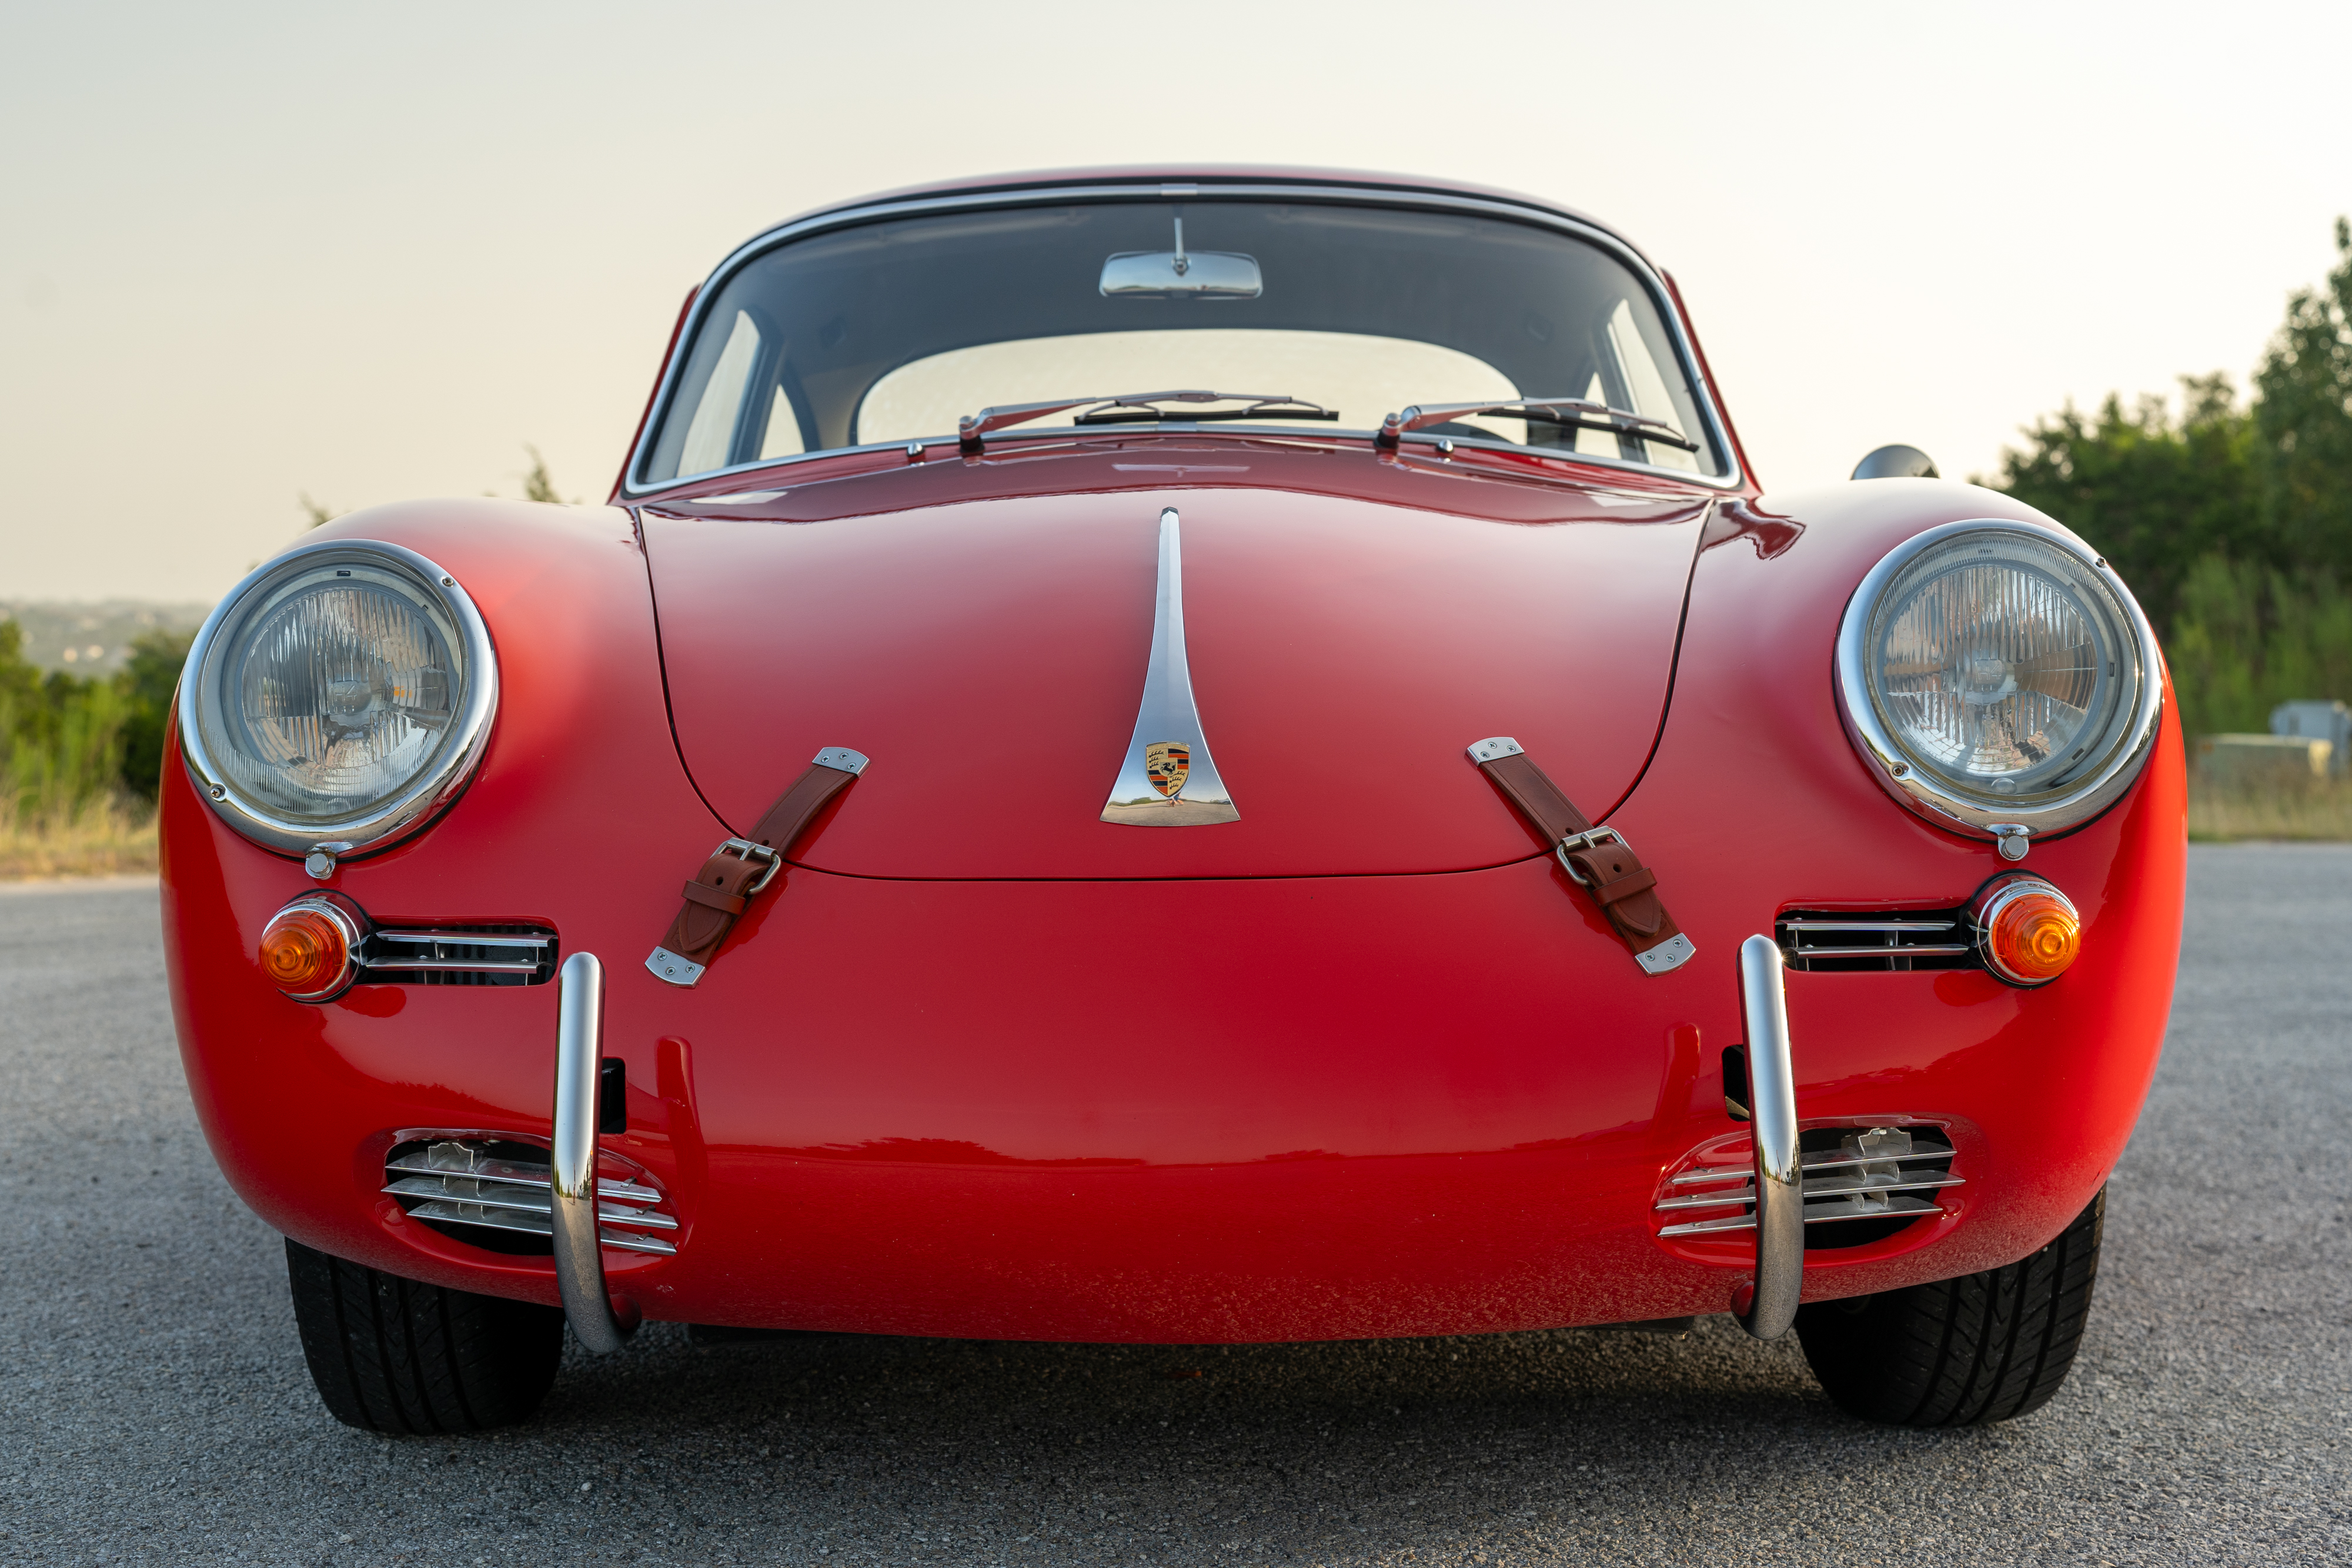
3;783;2337;873
2188;778;2352;841
0;798;159;880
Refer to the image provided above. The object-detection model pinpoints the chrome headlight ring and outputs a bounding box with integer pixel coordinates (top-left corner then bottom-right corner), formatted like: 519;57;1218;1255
178;539;499;859
1835;519;2163;842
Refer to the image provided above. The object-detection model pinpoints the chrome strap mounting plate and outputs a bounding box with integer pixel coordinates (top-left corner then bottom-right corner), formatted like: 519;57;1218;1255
644;946;705;987
1633;932;1697;975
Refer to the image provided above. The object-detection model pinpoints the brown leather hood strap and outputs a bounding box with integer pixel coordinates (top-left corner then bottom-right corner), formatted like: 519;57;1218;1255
646;747;870;988
1466;736;1695;975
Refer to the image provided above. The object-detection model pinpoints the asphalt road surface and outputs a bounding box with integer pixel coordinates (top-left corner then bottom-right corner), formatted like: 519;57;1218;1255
4;848;2347;1567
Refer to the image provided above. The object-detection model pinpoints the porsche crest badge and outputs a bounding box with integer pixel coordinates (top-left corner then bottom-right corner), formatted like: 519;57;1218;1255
1144;741;1190;800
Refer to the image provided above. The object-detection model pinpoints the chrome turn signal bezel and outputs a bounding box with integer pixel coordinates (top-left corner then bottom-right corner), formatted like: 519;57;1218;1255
1969;874;2081;987
178;537;499;860
259;893;368;1002
1833;519;2164;843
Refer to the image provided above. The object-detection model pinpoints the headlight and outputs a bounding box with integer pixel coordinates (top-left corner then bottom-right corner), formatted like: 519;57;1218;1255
1836;521;2162;844
179;540;497;858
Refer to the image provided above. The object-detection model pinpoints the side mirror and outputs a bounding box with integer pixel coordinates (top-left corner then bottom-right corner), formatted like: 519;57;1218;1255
1851;444;1939;480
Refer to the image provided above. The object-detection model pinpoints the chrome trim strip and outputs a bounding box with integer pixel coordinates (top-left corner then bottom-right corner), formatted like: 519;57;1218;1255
1655;1172;1963;1211
1833;519;2166;843
177;539;500;860
1790;942;1975;958
1661;1193;1947;1238
621;179;1744;498
550;954;637;1353
383;1149;662;1204
1669;1145;1955;1185
382;1177;680;1229
372;931;552;951
1736;935;1803;1340
401;1200;677;1256
1779;919;1957;932
1101;509;1240;826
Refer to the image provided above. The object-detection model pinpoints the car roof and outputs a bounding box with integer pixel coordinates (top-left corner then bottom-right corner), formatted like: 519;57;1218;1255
747;165;1654;270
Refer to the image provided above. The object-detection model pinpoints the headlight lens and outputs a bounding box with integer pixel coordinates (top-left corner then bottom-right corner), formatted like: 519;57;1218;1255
182;541;496;856
1839;523;2161;837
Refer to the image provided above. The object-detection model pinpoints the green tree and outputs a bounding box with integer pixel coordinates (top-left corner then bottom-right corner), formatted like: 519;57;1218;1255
522;444;569;504
115;627;195;801
1991;217;2352;735
1989;375;2259;636
2165;559;2346;733
0;620;132;822
2253;217;2352;581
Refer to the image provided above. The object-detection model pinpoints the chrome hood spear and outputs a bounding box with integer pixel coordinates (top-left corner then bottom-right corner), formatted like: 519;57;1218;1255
1100;509;1240;825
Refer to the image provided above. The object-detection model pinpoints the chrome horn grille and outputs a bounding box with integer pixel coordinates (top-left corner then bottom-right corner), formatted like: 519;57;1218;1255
383;1136;677;1256
1775;909;1976;972
359;925;557;987
1655;1125;1961;1243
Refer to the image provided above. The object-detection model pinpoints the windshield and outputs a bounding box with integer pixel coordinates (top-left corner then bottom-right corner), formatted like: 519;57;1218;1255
640;199;1728;484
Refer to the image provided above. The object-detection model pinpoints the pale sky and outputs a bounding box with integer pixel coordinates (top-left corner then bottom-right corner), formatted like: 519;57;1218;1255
4;1;2347;603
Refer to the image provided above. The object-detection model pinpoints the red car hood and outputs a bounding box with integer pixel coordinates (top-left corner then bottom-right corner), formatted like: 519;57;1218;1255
644;473;1708;878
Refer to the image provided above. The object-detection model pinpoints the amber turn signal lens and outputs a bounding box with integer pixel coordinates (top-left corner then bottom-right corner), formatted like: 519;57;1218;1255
1984;888;2080;984
260;907;348;995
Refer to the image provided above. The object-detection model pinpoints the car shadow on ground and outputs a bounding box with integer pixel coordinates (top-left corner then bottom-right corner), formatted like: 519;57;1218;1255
431;1316;1987;1563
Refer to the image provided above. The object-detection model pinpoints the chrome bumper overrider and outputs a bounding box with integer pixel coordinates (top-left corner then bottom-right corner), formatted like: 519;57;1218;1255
1735;934;1803;1339
551;952;639;1352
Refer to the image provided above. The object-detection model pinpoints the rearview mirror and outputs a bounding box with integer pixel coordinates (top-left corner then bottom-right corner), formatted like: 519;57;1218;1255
1100;216;1262;300
1851;444;1939;480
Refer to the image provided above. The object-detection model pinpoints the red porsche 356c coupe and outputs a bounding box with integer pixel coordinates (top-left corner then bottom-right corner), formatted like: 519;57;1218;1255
163;168;2183;1435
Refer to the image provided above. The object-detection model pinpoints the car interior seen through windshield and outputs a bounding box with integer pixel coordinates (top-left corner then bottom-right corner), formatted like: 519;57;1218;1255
642;199;1726;484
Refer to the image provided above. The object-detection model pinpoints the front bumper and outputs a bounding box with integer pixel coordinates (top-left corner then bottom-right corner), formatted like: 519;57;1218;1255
164;728;2184;1342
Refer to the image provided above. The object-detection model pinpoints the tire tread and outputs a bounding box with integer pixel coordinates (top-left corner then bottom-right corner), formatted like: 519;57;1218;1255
283;1238;564;1433
1795;1188;2104;1427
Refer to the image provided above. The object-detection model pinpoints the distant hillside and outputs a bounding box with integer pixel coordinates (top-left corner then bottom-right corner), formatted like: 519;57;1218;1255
0;601;215;677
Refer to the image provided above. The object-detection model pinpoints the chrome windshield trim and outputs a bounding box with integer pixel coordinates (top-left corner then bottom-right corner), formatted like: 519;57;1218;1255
176;538;500;860
1736;935;1803;1341
622;179;1744;498
1101;508;1238;825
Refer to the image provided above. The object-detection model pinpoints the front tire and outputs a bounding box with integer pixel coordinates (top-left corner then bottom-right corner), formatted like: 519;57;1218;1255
1795;1187;2104;1426
284;1238;566;1433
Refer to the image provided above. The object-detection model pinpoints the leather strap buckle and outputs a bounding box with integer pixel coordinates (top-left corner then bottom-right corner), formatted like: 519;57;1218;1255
713;837;784;895
1554;827;1626;884
1468;736;1692;975
648;748;870;988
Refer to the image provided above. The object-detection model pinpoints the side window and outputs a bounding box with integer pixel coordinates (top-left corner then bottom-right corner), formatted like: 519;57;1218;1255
1601;299;1700;473
1570;372;1615;459
759;388;807;459
674;312;763;477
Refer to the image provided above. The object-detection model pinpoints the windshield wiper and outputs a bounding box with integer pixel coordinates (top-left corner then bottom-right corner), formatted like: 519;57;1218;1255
1375;398;1699;453
957;390;1337;453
